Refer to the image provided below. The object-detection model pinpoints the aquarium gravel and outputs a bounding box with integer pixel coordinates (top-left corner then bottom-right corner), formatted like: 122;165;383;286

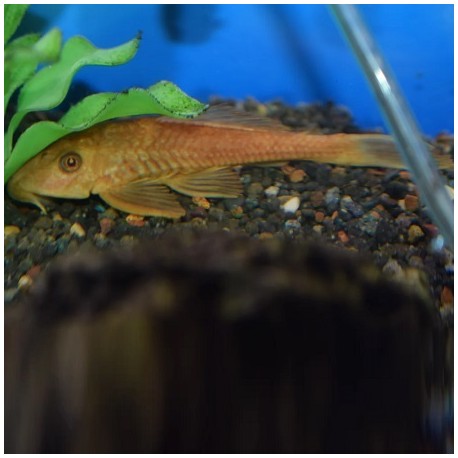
4;98;454;317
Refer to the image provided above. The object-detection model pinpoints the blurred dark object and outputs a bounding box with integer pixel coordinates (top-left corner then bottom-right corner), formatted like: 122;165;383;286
161;5;221;43
5;231;445;453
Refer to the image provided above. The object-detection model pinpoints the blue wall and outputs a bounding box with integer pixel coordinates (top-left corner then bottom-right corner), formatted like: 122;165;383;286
26;4;453;136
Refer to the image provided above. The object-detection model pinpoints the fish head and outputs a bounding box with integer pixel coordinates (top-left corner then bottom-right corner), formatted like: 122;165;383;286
7;134;99;213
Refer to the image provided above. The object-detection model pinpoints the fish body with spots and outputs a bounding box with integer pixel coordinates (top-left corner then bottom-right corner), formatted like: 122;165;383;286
7;106;453;218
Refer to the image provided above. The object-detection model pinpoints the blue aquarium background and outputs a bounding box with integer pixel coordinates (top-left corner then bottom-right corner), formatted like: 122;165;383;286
25;4;453;137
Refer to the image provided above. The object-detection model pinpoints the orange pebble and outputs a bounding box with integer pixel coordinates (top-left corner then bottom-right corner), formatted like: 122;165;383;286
27;265;42;280
404;194;419;211
440;286;453;308
192;196;211;209
315;211;325;223
99;217;116;235
281;164;295;175
399;170;411;180
337;230;349;243
126;214;145;227
289;169;306;183
370;210;381;219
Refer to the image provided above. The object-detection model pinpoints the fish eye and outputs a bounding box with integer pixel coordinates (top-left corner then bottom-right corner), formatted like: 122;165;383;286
59;152;82;173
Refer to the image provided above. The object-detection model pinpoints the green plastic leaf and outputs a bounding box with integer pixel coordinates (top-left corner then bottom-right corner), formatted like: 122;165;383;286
59;81;208;128
5;34;140;159
18;34;140;113
5;82;207;183
32;27;62;63
146;80;211;118
4;28;62;112
5;32;40;52
4;121;69;182
4;4;29;45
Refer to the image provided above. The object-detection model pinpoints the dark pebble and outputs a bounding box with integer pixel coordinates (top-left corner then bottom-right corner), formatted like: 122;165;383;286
4;200;31;227
189;207;207;219
56;236;70;253
408;255;424;269
301;209;316;220
34;216;52;230
395;213;415;230
385;181;409;199
4;288;19;303
29;229;47;245
244;220;260;235
224;197;245;211
240;174;251;186
252;208;266;218
247;182;264;196
284;219;302;234
260;198;279;213
40;241;58;259
340;195;364;218
17;257;33;275
16;237;30;254
344;183;365;199
316;166;331;185
310;191;325;208
337;208;353;222
261;176;273;187
208;207;226;222
325;187;341;212
375;219;399;245
361;198;379;211
52;220;71;237
244;197;259;210
303;162;320;179
379;193;399;210
303;181;320;192
258;220;277;233
5;235;18;253
329;170;347;187
356;213;380;237
58;202;76;218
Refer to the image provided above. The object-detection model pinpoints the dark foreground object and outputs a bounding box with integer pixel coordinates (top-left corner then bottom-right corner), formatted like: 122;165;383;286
5;231;443;453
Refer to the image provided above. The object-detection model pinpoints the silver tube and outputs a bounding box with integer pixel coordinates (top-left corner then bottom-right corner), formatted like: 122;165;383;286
330;5;453;249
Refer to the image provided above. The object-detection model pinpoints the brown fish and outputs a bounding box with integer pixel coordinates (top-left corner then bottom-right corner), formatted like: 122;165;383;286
7;106;453;218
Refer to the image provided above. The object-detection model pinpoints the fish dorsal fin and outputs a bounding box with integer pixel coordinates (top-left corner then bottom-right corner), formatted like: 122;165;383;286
166;167;243;198
99;180;185;218
157;104;291;132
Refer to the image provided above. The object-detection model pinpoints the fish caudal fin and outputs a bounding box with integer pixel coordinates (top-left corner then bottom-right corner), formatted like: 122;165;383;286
356;134;453;170
99;181;185;218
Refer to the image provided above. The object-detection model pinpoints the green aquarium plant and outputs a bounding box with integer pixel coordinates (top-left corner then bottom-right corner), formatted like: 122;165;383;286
4;4;207;183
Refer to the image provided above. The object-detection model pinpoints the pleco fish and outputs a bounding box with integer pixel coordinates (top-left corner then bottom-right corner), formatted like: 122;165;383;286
7;106;453;218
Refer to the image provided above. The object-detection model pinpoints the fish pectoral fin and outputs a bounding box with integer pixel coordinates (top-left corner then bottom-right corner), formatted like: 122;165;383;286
167;167;243;198
99;181;185;218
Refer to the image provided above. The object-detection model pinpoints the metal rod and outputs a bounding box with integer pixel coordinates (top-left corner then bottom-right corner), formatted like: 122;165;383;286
330;4;453;249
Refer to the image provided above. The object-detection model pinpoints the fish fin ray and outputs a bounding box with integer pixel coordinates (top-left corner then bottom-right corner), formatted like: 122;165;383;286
167;167;243;197
357;134;454;170
157;104;290;132
99;181;185;218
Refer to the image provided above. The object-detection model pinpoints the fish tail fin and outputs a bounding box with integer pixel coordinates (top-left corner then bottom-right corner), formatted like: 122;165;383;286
356;134;453;170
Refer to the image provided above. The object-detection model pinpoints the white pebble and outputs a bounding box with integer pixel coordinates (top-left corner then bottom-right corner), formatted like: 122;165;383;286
18;275;33;290
264;185;280;198
70;222;86;238
280;196;300;214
